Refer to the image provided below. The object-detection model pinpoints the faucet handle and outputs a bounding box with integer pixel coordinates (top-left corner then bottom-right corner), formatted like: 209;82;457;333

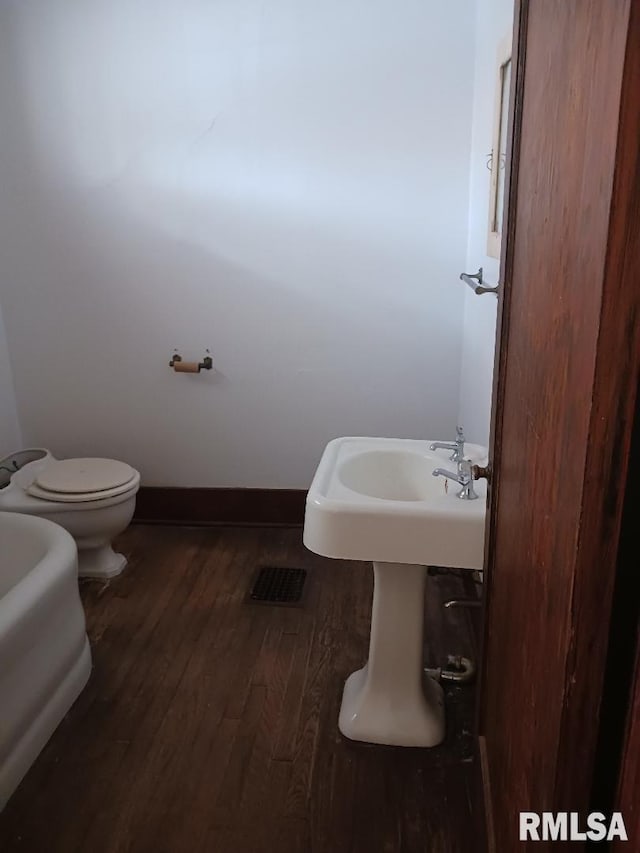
456;458;473;482
450;425;465;462
456;459;478;500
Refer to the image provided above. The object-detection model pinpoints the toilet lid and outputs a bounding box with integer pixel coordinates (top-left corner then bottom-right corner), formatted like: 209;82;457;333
34;458;136;495
26;475;138;503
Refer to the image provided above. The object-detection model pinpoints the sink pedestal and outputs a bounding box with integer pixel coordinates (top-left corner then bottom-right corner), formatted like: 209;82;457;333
338;562;445;747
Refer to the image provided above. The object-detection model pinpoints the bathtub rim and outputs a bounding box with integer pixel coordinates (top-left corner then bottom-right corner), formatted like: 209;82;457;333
0;511;78;632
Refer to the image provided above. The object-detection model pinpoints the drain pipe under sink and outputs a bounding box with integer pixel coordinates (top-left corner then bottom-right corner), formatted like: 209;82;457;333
425;654;476;684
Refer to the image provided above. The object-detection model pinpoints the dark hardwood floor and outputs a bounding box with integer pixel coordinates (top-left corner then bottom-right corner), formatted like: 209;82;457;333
0;525;483;853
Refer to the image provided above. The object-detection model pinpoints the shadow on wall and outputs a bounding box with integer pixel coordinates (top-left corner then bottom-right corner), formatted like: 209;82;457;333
0;0;473;487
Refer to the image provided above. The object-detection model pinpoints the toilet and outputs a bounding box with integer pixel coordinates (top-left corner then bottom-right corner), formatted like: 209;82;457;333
0;449;140;578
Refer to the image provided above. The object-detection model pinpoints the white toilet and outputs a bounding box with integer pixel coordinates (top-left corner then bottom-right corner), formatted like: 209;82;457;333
0;449;140;578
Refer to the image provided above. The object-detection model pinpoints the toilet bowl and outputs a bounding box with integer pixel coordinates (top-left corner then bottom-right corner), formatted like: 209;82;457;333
0;449;140;579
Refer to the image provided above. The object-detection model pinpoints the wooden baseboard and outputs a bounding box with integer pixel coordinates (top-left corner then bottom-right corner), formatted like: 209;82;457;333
479;735;496;853
133;486;306;527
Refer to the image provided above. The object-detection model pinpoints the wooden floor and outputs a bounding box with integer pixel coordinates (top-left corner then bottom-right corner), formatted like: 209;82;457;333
0;525;484;853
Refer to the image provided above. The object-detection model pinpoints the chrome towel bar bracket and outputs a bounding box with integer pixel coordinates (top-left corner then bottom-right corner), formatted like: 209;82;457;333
460;267;500;296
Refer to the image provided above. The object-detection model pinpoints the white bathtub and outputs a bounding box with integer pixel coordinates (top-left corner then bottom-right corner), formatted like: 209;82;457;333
0;511;91;810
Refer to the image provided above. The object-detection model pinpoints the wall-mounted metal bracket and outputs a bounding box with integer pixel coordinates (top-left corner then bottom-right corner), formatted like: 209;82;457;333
460;267;500;296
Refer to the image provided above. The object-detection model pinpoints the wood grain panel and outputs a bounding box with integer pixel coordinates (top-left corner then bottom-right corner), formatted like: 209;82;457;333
0;526;485;853
480;0;640;848
555;0;640;809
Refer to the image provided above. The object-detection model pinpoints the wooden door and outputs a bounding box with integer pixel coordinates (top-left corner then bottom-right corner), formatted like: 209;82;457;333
608;392;640;850
614;646;640;852
479;0;640;849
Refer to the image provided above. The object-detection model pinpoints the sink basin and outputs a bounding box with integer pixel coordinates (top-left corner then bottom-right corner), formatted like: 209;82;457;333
338;449;436;501
304;436;487;570
303;435;488;748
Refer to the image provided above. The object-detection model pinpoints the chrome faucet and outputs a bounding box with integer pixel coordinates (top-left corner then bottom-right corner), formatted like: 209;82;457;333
430;425;465;462
432;458;479;500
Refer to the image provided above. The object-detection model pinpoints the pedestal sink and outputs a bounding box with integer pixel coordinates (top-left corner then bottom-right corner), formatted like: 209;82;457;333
303;437;487;747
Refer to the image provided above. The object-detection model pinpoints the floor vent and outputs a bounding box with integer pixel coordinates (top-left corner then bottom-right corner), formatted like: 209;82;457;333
249;566;307;605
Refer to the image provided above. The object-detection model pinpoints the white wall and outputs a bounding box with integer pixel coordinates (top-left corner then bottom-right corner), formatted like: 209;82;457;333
0;302;22;457
458;0;513;446
0;0;475;487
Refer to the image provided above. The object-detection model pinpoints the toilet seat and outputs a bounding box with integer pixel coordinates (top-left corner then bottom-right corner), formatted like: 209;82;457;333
26;458;138;503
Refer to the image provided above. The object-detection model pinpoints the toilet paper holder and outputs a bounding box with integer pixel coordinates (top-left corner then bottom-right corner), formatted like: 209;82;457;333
169;351;213;373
